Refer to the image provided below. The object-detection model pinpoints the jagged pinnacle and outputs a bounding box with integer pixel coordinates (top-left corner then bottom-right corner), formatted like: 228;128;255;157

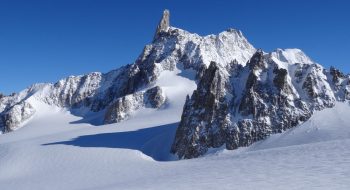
154;9;170;39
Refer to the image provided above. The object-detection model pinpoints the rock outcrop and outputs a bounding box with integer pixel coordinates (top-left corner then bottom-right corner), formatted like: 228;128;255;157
1;101;35;132
154;9;170;39
329;66;350;101
171;61;229;158
104;86;166;124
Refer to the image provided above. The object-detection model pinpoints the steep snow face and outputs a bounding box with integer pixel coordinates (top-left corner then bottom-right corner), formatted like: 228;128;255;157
172;49;349;159
270;48;314;65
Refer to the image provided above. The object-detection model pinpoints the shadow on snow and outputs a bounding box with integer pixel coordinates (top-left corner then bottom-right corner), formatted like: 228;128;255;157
43;123;179;161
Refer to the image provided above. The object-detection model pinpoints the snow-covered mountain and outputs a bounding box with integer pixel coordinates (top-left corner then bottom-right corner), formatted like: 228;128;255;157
0;9;255;133
1;10;349;162
1;9;350;190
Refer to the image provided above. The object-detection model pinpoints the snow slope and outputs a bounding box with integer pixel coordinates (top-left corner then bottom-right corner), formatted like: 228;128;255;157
1;73;349;190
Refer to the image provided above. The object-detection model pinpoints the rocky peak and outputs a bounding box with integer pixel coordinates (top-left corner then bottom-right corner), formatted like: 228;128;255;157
154;9;170;39
247;49;265;70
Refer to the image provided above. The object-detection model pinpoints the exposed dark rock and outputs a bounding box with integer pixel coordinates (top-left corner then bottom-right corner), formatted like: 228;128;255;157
171;62;229;159
247;49;265;70
104;86;166;124
330;66;345;83
171;50;339;159
327;67;350;101
154;9;170;40
273;67;288;91
1;101;35;133
90;64;149;112
302;74;318;98
144;86;166;108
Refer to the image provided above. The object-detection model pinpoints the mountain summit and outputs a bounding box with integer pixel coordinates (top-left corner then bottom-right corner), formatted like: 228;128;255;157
154;9;170;39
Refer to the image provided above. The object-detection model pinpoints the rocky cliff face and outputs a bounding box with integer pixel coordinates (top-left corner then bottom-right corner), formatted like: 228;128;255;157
104;86;166;124
0;10;255;133
171;49;349;159
1;101;35;133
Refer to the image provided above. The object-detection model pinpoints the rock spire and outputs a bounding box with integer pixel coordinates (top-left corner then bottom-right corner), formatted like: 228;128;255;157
154;9;170;39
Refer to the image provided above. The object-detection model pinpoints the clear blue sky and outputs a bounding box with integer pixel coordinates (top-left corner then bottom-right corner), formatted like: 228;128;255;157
0;0;349;94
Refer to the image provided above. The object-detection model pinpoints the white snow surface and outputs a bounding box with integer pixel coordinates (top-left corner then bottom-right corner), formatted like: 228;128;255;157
1;65;350;190
270;48;314;65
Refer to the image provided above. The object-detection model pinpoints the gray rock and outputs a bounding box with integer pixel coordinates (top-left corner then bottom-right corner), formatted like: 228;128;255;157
171;62;229;159
171;50;345;159
1;101;36;133
328;66;350;101
144;86;166;108
330;66;345;83
154;9;170;39
104;86;166;124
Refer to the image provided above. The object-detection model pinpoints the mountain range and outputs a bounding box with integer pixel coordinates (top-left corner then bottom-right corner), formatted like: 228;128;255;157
0;10;349;160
